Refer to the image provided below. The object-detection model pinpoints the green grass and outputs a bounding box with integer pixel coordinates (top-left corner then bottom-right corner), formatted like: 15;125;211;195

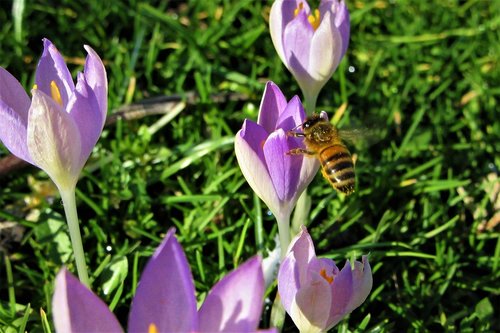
1;0;499;332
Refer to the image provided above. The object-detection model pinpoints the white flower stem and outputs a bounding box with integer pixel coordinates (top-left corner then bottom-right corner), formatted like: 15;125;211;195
59;187;90;287
291;191;311;235
303;91;318;115
276;214;291;259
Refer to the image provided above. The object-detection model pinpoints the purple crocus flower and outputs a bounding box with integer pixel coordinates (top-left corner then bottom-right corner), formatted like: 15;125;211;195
269;0;350;110
235;81;318;255
53;229;276;333
278;226;372;332
0;38;107;191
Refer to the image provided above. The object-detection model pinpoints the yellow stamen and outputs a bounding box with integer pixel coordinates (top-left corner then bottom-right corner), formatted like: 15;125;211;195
148;323;159;333
294;2;304;16
50;81;63;106
294;3;321;31
308;9;321;30
33;84;38;90
320;268;334;284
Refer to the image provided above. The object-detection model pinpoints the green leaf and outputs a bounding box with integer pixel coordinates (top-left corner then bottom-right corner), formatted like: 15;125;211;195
474;297;493;320
34;209;72;264
101;256;129;296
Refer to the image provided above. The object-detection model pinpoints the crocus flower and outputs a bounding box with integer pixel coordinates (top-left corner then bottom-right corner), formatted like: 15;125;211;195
235;81;318;255
0;38;107;192
269;0;350;110
0;38;107;286
278;226;372;333
53;228;276;333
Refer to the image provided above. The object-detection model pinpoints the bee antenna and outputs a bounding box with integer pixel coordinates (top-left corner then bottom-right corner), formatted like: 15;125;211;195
289;122;303;131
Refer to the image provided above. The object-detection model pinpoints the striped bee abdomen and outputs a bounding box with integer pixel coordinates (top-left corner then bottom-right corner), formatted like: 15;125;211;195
319;145;355;194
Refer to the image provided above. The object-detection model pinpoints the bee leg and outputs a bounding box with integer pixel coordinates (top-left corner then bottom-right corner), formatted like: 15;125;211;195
287;148;315;156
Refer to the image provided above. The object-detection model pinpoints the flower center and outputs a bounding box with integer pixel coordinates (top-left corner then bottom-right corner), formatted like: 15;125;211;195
320;268;334;284
148;323;159;333
294;2;321;31
32;81;63;106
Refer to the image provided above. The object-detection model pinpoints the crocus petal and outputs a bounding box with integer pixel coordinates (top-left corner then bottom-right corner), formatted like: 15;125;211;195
35;38;74;106
283;11;314;78
277;254;299;313
83;45;108;124
198;256;264;332
297;155;320;198
288;226;317;282
0;103;31;164
278;226;317;312
67;73;102;167
320;0;350;57
53;269;123;333
235;121;279;216
327;260;354;329
128;229;198;333
236;119;268;164
290;277;332;333
275;95;306;132
269;0;300;66
0;67;31;122
0;67;32;163
263;129;303;208
346;256;372;313
309;10;343;81
257;82;287;133
27;89;82;190
270;0;311;68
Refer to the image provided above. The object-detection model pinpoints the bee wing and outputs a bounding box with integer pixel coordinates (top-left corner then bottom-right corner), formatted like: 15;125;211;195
338;128;382;147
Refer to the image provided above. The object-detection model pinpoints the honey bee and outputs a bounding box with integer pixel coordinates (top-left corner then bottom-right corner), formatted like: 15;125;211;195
287;112;358;195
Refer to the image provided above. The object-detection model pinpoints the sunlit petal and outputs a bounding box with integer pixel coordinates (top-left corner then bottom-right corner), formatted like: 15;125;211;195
257;82;288;133
128;229;198;333
67;73;102;167
35;38;74;107
198;256;264;332
53;269;123;333
27;89;82;190
83;44;108;124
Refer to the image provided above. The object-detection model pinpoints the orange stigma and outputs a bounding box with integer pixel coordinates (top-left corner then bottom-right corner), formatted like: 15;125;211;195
320;268;334;284
294;2;321;31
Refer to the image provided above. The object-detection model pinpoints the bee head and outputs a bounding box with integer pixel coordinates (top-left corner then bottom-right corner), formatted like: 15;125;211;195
302;113;326;131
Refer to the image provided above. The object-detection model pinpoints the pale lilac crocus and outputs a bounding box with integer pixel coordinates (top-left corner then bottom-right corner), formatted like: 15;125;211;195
53;228;276;333
0;38;107;192
278;226;372;333
270;0;350;111
0;38;107;286
235;81;318;256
